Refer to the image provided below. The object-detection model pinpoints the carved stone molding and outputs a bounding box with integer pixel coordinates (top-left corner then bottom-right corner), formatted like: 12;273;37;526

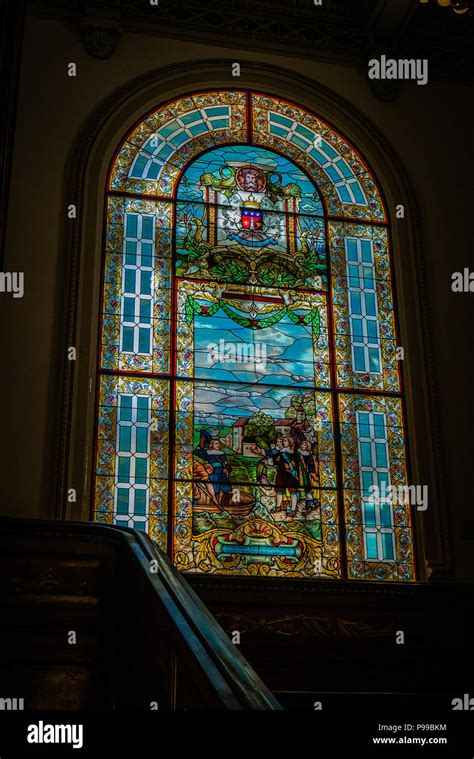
26;0;474;83
5;560;97;597
214;611;394;639
81;23;121;59
368;76;400;102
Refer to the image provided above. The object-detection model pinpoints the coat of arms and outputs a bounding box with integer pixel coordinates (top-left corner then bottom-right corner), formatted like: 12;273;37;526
241;198;263;231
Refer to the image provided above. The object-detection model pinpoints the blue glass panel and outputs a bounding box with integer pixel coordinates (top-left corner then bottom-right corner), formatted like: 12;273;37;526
361;240;373;263
373;413;386;438
375;442;387;468
363;268;374;288
350;292;362;315
119;426;132;452
119;395;132;421
125;269;136;293
122;327;134;352
377;471;389;490
290;134;310;150
204;106;228;117
157;144;173;160
367;320;378;341
136;427;149;454
364;501;376;527
295;123;315;140
354;346;365;371
134;489;147;515
123;297;135;319
140;300;151;323
141;141;157;156
173;131;188;146
141;217;154;239
352;183;366;205
271;112;293;127
208;118;229;129
141;243;154;267
137;396;149;423
146;163;160;179
126;214;138;238
326;165;341;182
364;292;377;317
138;327;150;354
118;456;130;482
270;124;288;138
135;458;148;484
189;122;208;136
369;348;381;372
362;470;374;495
335;158;353;179
346;239;358;261
366;532;378;559
140;271;152;295
116;488;129;514
309;148;328;165
337;184;351;203
352;318;364;340
382;532;394;559
130;156;147;178
125;241;137;264
160;120;180;137
181;111;201;124
348;265;359;288
360;441;372;467
358;413;370;437
380;502;392;527
321;140;338;159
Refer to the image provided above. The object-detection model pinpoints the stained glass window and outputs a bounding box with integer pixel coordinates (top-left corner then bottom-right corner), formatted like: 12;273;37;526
94;90;415;581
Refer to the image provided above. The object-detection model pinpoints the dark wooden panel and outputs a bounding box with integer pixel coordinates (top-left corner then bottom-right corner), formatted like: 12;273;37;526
189;575;474;697
0;518;279;710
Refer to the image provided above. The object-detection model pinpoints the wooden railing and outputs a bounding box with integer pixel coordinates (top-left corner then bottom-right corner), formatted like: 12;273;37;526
0;518;281;710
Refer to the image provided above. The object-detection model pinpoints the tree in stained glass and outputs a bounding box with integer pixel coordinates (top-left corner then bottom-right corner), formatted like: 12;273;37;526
94;90;415;581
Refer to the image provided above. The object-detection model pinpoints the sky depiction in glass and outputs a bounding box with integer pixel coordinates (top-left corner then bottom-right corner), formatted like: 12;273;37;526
95;90;415;582
193;311;315;386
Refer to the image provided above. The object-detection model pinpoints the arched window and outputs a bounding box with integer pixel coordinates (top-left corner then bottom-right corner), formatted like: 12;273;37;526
94;90;415;582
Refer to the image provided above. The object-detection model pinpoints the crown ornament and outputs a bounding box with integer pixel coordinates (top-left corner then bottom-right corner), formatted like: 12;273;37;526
242;194;261;209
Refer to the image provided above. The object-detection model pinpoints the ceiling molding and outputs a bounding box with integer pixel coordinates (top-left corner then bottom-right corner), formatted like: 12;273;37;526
26;0;474;84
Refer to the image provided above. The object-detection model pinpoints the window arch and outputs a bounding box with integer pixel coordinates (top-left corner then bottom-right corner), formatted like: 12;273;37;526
94;89;415;582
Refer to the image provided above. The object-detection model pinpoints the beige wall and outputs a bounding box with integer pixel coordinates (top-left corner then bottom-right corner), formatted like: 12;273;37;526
1;16;472;579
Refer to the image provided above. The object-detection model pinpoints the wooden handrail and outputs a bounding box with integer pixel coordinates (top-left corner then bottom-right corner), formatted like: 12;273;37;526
0;517;281;710
128;527;281;709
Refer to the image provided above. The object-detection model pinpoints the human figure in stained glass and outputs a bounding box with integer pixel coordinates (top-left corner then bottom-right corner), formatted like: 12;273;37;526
273;436;299;516
192;460;220;509
296;440;320;515
254;434;283;487
194;437;232;506
292;405;316;448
